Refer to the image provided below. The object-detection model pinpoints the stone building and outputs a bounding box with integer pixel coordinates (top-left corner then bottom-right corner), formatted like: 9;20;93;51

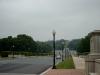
85;30;100;75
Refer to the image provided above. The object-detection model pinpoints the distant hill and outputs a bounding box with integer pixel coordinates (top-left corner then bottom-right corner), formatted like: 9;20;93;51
45;39;69;50
67;39;81;50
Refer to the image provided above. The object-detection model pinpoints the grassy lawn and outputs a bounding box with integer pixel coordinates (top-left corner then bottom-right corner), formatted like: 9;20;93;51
56;57;75;69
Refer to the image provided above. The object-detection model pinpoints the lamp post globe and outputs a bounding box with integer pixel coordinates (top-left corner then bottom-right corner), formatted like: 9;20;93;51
52;30;56;69
53;30;56;36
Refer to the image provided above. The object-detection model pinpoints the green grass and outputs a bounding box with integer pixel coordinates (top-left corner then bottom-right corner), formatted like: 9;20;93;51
56;57;75;69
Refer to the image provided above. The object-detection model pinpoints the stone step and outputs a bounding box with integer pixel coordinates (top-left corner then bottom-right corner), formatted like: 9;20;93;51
90;73;99;75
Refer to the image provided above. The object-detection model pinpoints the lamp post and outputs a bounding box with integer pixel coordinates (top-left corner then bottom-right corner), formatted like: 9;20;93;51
62;41;64;61
65;48;67;59
12;45;14;58
52;30;56;69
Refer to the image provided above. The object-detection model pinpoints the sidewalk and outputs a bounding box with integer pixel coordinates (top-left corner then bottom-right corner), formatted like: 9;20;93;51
44;69;85;75
44;56;85;75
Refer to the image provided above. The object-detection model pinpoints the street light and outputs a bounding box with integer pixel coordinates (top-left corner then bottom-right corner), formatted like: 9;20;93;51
12;45;15;58
52;30;56;69
62;41;64;61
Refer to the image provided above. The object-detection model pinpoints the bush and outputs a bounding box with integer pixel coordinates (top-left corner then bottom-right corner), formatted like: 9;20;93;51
0;52;9;57
24;52;33;56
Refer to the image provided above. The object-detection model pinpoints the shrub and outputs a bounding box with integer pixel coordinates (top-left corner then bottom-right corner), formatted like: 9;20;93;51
0;52;9;57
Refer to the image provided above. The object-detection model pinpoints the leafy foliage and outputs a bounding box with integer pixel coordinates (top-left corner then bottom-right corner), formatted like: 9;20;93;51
36;41;52;53
67;39;81;50
77;35;90;53
68;35;90;54
46;39;69;50
0;34;52;54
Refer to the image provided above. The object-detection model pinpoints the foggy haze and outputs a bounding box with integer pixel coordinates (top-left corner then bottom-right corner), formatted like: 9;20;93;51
0;0;100;41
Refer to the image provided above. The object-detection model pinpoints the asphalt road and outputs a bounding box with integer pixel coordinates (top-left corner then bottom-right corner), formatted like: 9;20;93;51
0;56;61;74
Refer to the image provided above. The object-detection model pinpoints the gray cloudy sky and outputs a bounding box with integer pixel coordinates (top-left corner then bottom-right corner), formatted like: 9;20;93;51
0;0;100;41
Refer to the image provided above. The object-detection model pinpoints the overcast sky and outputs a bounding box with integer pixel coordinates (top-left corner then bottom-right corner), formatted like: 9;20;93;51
0;0;100;41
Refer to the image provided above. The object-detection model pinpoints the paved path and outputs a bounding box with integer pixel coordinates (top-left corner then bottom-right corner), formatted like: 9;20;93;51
44;69;85;75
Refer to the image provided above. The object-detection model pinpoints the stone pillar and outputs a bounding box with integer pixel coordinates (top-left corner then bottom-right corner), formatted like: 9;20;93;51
95;59;100;74
85;30;100;75
90;34;100;54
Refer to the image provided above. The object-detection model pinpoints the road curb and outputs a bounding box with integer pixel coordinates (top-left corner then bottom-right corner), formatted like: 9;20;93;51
40;59;61;75
40;67;52;75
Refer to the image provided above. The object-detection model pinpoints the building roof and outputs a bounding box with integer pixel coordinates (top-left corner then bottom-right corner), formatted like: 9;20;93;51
88;30;100;37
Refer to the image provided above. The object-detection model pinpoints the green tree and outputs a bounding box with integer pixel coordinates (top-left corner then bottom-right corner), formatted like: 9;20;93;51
0;36;13;51
36;41;52;53
77;35;90;54
67;39;81;50
0;34;52;54
16;34;37;52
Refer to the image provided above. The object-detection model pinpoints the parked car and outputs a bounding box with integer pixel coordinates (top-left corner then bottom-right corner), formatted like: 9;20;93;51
56;55;61;59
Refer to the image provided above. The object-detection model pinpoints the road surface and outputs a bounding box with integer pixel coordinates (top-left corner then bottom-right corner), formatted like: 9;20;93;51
0;56;61;74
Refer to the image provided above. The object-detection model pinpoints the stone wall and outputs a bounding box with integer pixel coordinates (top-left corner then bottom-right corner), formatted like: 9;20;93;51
85;54;100;75
95;59;100;74
90;35;100;54
85;30;100;75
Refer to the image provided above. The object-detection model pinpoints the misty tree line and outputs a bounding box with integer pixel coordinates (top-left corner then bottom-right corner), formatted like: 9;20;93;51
76;35;90;54
0;34;52;53
68;35;90;54
0;33;91;55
